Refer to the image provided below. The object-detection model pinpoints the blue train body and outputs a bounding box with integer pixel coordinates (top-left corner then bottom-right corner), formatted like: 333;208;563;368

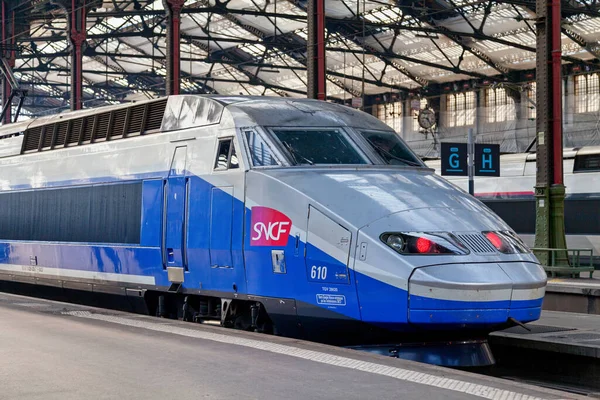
0;95;547;343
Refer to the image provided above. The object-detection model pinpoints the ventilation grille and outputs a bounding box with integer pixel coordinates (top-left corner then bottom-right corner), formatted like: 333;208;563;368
145;98;167;132
54;121;69;148
110;108;127;138
81;116;95;142
127;104;145;136
23;126;43;152
19;99;168;154
41;126;54;148
67;118;82;145
457;234;497;254
94;112;110;141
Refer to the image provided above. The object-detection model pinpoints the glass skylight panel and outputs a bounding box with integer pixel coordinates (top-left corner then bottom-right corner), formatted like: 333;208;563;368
572;17;600;34
410;51;441;63
243;43;268;57
510;31;536;45
476;40;509;52
364;7;402;24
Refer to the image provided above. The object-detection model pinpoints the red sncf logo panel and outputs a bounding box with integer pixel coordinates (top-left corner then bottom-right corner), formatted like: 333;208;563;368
251;206;292;247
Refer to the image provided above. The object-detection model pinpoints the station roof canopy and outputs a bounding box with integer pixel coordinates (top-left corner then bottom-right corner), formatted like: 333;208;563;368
6;0;600;116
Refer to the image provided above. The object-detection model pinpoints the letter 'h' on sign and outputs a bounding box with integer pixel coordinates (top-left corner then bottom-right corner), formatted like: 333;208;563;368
474;144;500;177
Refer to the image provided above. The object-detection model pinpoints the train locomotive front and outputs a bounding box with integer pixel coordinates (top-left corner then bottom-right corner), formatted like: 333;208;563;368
232;98;547;345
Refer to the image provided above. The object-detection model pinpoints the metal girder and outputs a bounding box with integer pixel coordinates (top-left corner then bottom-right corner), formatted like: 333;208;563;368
195;0;359;97
163;0;185;95
499;0;600;18
508;2;600;71
562;26;600;59
325;46;489;80
306;0;326;99
89;10;217;97
398;1;514;80
325;21;427;88
288;0;426;90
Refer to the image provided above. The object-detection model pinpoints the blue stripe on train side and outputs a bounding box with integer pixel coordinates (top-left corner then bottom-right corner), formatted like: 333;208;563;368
0;171;542;327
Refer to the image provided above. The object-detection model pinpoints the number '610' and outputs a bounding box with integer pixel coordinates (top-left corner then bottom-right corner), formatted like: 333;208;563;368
310;265;327;280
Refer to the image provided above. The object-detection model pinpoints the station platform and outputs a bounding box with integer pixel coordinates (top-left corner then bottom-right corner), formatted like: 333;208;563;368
544;270;600;314
0;292;578;400
489;311;600;393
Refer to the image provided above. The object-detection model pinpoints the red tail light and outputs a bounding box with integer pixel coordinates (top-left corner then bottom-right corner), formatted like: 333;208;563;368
416;237;433;253
485;232;503;250
482;231;531;254
380;232;469;255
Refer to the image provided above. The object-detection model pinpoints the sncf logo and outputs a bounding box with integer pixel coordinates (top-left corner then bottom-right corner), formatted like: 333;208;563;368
251;206;292;247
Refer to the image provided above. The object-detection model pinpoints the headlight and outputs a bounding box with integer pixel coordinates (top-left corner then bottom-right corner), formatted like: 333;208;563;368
483;231;531;254
380;232;469;255
385;234;405;252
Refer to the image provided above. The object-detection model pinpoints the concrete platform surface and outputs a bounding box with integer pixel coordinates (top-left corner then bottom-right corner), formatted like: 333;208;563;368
547;270;600;294
544;271;600;314
0;293;580;400
489;311;600;393
491;310;600;358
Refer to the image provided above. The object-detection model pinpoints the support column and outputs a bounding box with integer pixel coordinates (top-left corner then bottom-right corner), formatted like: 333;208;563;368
1;1;15;123
533;0;568;267
306;0;326;100
67;0;88;111
164;0;185;96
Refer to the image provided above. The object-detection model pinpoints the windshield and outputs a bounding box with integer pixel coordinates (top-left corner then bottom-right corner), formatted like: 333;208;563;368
245;130;279;166
359;130;424;167
270;129;367;165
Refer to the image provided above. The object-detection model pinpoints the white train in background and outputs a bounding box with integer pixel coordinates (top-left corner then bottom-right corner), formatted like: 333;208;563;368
426;146;600;266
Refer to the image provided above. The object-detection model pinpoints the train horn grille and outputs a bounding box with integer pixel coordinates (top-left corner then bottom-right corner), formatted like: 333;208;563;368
456;234;497;254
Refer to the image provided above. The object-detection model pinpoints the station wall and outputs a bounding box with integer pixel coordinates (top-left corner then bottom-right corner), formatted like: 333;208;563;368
371;74;600;157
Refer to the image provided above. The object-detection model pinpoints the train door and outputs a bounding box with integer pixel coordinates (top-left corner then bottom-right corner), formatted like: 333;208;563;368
163;146;189;278
305;206;351;285
208;137;246;292
299;206;361;340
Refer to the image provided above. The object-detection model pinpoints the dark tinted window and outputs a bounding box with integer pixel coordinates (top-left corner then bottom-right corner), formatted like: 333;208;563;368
271;129;366;165
214;138;239;170
0;183;142;243
360;130;423;167
574;153;600;172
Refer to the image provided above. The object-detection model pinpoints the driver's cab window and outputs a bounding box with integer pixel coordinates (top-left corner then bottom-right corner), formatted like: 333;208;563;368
214;138;239;170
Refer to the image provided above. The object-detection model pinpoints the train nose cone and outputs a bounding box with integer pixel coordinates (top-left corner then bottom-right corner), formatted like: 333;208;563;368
407;262;546;326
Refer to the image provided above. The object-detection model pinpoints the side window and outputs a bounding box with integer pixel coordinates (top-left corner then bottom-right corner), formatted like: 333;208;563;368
245;130;278;166
214;138;240;171
230;144;239;169
574;153;600;173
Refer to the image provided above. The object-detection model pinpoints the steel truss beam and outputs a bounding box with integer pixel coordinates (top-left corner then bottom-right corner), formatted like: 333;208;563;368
12;0;600;113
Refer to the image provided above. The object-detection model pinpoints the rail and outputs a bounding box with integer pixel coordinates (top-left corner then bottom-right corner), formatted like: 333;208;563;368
532;247;595;278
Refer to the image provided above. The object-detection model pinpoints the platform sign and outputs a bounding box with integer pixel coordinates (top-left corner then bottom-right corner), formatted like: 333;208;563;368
474;144;500;177
441;143;467;176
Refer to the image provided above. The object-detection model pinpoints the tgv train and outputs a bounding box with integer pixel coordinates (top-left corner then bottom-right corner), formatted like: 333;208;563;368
0;95;546;345
426;147;600;267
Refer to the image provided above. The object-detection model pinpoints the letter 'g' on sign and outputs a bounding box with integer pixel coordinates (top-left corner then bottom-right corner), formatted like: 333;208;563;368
251;206;292;247
441;142;467;176
449;153;459;169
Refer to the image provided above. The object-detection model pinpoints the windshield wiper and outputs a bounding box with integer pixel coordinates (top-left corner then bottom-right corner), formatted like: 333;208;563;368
368;141;422;167
282;142;314;165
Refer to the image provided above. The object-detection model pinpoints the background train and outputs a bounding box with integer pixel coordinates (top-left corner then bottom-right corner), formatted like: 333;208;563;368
425;147;600;267
0;95;546;349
